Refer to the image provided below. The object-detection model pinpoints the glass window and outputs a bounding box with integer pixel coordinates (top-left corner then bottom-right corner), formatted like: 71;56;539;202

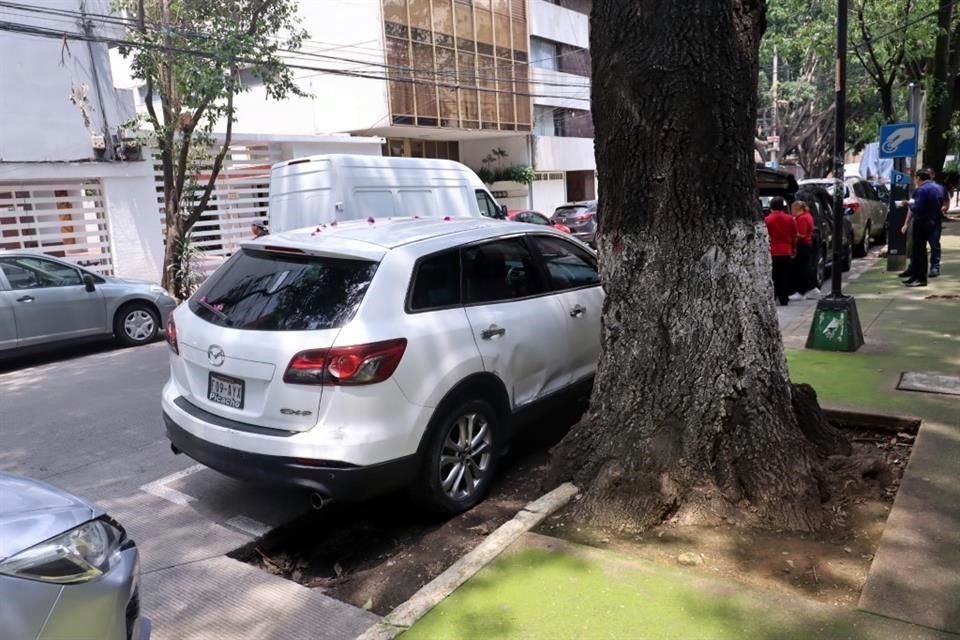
530;236;599;290
531;37;559;70
387;38;414;117
862;182;879;200
0;257;81;290
462;238;544;303
852;182;866;198
527;212;550;225
410;250;461;311
413;43;438;120
432;0;453;34
384;0;408;24
475;190;500;217
189;250;378;331
455;1;474;40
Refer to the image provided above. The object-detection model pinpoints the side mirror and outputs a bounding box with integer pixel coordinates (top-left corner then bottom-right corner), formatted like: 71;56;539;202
83;274;96;292
499;204;508;220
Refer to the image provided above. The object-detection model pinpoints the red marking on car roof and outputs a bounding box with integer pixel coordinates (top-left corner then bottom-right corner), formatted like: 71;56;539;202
367;216;375;223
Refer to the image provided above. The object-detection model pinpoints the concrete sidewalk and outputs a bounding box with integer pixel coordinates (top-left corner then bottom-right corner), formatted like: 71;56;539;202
784;224;960;635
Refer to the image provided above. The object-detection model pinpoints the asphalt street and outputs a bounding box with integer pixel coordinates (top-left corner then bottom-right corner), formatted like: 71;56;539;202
0;340;378;640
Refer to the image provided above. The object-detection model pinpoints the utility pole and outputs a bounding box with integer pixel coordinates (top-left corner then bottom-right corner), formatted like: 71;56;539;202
807;0;864;352
771;47;779;166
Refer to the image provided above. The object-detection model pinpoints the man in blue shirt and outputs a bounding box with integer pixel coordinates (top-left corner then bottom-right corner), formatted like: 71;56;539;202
901;168;941;287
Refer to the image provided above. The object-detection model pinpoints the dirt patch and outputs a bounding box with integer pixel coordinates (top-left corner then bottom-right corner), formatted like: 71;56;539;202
230;408;580;616
537;426;915;608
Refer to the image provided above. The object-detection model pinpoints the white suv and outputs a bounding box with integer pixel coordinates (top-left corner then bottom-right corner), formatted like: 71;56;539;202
161;217;602;514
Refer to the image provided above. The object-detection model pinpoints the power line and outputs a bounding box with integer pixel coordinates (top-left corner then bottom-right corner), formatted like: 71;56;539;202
0;18;591;102
0;0;592;90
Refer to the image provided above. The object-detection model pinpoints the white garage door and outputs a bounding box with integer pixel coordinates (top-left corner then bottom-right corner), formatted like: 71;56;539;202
0;181;113;275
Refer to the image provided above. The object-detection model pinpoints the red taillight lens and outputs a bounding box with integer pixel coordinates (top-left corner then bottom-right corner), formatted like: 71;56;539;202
284;339;407;386
845;201;860;212
165;313;179;354
574;213;594;221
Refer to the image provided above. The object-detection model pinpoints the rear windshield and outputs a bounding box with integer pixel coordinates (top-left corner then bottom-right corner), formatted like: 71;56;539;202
554;206;593;217
189;249;378;331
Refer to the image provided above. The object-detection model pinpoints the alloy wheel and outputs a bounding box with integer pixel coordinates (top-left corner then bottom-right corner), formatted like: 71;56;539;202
439;412;493;500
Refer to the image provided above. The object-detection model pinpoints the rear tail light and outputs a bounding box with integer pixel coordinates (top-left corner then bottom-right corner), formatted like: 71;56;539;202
284;339;407;386
845;201;860;213
574;213;595;221
165;313;179;354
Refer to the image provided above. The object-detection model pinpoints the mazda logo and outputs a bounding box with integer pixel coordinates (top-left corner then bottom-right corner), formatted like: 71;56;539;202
208;345;225;367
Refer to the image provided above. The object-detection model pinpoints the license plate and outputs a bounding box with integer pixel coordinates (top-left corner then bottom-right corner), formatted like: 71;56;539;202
208;372;245;409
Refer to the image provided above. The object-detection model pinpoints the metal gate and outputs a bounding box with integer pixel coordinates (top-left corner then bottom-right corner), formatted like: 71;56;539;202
0;180;113;275
157;143;278;275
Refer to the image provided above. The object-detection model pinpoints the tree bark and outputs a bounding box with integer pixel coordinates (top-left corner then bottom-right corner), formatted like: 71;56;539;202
924;0;955;175
547;0;846;533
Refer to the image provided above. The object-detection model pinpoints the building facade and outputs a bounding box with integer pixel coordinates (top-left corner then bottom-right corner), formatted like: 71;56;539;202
2;0;596;279
0;0;161;279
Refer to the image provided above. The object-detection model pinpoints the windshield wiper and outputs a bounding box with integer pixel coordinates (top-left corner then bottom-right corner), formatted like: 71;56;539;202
196;298;232;325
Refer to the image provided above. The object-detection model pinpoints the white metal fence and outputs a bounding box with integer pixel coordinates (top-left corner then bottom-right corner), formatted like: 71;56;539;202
0;180;113;275
157;143;278;275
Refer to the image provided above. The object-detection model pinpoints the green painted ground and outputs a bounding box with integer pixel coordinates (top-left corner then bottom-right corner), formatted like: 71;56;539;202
401;542;942;640
787;229;960;424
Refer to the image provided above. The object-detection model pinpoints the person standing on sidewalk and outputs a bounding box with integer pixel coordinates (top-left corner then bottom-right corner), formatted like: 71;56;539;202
789;200;820;301
930;169;948;278
765;197;797;305
901;169;941;288
900;169;949;280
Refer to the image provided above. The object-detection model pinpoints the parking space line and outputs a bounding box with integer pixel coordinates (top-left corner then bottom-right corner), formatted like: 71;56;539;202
139;464;205;506
225;515;271;538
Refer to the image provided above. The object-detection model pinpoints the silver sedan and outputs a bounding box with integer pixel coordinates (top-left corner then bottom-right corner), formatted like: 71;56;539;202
0;472;150;639
0;251;177;356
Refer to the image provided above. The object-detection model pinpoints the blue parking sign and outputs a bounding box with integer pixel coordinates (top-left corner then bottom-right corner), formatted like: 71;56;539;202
879;123;918;159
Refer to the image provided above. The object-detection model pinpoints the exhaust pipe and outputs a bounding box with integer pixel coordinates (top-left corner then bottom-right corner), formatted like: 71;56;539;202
309;492;330;511
170;443;182;455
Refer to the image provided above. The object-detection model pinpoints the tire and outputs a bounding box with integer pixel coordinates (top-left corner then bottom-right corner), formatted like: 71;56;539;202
853;221;870;258
411;398;500;516
842;230;853;272
815;243;826;288
114;302;160;347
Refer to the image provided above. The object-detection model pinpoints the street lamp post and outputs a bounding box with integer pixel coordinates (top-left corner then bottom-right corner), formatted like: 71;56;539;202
806;0;865;352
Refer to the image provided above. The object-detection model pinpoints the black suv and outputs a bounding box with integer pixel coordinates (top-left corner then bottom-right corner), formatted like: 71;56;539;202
757;167;853;288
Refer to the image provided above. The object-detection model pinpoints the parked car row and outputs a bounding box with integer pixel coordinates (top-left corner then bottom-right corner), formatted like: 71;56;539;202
507;200;599;248
759;167;855;288
799;176;888;257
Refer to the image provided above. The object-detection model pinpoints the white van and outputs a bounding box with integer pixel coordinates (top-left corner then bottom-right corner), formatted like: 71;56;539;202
268;154;507;233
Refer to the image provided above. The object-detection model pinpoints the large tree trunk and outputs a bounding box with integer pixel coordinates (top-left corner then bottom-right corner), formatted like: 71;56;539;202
547;0;846;533
924;0;955;175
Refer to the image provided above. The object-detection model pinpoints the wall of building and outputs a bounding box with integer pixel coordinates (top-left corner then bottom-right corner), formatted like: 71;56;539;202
532;177;566;214
529;0;589;49
0;0;133;162
0;160;162;281
459;136;531;173
109;0;391;137
535;136;595;172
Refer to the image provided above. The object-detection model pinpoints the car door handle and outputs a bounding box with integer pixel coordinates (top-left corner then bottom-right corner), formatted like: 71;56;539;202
569;304;586;318
481;326;506;340
15;295;35;303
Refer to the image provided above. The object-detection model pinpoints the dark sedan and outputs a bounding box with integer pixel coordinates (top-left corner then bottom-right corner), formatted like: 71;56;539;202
551;200;598;248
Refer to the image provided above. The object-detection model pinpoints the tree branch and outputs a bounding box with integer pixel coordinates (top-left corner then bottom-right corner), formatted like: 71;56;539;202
186;70;237;228
173;90;217;203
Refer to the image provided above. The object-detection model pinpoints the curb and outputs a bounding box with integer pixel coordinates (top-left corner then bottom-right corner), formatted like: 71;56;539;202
355;482;580;640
